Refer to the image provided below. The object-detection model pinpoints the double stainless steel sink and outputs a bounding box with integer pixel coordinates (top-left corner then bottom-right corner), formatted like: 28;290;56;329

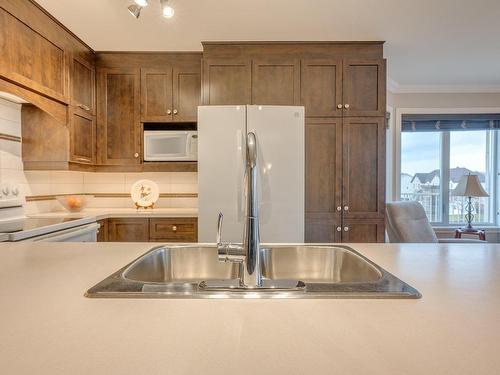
86;245;421;299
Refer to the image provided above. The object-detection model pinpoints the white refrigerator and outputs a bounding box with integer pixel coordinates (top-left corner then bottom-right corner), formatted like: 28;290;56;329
198;105;304;243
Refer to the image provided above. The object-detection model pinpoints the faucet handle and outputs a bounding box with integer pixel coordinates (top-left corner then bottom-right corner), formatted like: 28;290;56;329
216;212;224;245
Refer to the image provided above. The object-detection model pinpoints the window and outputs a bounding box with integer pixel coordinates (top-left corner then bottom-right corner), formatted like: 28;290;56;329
400;114;499;226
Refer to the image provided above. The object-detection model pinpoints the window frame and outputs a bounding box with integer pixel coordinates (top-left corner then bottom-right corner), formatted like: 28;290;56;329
393;107;500;227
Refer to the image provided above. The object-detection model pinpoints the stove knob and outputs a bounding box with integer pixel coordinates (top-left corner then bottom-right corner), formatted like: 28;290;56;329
2;187;9;196
12;187;19;196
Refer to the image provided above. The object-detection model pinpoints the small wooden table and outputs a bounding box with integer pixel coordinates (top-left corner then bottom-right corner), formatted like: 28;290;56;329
454;228;486;241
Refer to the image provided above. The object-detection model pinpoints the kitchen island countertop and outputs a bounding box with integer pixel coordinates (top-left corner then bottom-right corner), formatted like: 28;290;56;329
0;242;499;375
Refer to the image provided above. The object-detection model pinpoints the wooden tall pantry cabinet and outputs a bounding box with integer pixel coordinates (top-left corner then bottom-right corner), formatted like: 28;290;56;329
202;42;386;243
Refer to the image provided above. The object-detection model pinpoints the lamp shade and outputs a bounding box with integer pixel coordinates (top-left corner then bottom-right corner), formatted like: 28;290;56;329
451;174;489;197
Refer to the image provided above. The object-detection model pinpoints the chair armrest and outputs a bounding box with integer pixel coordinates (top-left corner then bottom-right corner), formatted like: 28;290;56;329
438;238;485;243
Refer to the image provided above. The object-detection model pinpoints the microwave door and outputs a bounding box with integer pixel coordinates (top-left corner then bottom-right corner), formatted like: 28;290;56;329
145;132;190;161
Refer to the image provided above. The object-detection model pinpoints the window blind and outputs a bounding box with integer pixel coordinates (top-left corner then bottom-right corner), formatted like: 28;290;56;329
402;114;500;132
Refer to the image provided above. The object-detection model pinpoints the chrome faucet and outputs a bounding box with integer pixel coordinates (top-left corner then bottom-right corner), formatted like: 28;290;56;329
216;132;262;288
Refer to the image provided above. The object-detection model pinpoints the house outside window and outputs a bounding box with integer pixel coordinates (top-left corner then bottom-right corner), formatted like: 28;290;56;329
400;114;499;226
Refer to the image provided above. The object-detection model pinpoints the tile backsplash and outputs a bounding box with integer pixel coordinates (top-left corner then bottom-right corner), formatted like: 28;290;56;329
0;97;198;214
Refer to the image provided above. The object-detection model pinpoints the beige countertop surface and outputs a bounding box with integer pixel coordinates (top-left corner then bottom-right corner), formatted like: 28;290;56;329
0;242;499;375
28;207;198;220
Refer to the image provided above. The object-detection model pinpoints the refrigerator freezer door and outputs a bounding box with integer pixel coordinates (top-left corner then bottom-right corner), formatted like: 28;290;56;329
247;105;305;242
198;106;246;242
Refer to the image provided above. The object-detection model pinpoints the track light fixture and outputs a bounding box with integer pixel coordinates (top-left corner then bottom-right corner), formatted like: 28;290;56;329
128;4;142;18
128;0;174;19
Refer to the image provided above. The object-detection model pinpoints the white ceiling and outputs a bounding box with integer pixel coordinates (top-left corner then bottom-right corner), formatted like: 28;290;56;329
36;0;500;90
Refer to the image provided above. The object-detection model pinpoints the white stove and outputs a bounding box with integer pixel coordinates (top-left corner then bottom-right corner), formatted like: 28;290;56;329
0;184;98;242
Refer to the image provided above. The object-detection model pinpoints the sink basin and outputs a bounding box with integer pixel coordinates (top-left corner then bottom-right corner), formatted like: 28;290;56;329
123;246;239;283
261;246;382;283
86;244;421;299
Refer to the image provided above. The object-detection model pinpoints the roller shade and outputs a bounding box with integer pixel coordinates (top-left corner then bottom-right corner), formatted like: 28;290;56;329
402;114;500;132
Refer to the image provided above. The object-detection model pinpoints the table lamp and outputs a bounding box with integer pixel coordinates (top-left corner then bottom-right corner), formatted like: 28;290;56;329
451;174;489;230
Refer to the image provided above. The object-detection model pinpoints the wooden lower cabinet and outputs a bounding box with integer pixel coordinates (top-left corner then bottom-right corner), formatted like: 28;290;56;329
107;218;149;242
305;213;341;243
96;219;108;242
150;218;198;242
341;219;385;243
98;217;198;242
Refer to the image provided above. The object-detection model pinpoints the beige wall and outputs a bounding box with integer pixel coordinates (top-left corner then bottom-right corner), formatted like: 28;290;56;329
390;92;500;109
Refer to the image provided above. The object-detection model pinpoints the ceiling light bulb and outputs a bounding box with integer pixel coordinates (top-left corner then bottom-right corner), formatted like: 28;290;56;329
134;0;148;6
128;4;142;18
160;0;174;18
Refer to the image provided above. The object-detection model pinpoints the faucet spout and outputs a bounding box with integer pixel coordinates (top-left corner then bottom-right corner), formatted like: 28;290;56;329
215;132;262;288
242;132;262;287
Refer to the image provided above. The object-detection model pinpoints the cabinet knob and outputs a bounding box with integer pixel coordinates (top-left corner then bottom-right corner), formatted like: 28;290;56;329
343;226;349;232
167;109;172;115
78;104;91;111
344;205;349;211
344;104;350;109
336;226;342;232
337;104;343;109
172;225;177;232
173;109;178;115
134;153;139;158
336;206;342;211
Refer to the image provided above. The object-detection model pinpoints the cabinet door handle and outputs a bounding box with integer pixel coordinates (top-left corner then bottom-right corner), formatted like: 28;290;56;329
336;226;342;232
173;109;178;115
344;104;350;109
78;104;91;111
344;205;349;211
343;226;349;232
337;104;343;109
336;206;342;211
134;153;139;158
74;157;90;162
167;109;172;115
172;225;177;232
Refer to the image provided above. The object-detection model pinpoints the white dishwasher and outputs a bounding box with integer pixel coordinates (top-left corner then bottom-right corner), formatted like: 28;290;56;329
4;217;99;242
22;222;100;242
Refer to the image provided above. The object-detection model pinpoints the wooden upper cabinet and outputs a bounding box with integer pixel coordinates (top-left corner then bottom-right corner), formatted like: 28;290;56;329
97;68;141;165
70;111;95;164
0;8;66;102
252;59;300;105
305;118;342;243
301;59;343;117
342;117;385;220
172;66;201;122
141;68;173;122
71;56;95;115
141;66;200;122
343;59;386;117
202;59;251;105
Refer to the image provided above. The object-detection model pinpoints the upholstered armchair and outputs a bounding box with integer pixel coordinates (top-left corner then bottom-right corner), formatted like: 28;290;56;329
386;201;483;243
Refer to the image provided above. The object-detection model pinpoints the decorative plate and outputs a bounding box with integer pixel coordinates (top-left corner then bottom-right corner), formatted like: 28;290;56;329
130;179;159;209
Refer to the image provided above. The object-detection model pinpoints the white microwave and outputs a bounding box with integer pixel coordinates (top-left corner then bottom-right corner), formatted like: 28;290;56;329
144;130;198;161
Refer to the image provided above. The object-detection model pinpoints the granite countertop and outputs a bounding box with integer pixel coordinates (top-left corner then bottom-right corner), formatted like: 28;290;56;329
28;207;198;220
0;242;499;374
